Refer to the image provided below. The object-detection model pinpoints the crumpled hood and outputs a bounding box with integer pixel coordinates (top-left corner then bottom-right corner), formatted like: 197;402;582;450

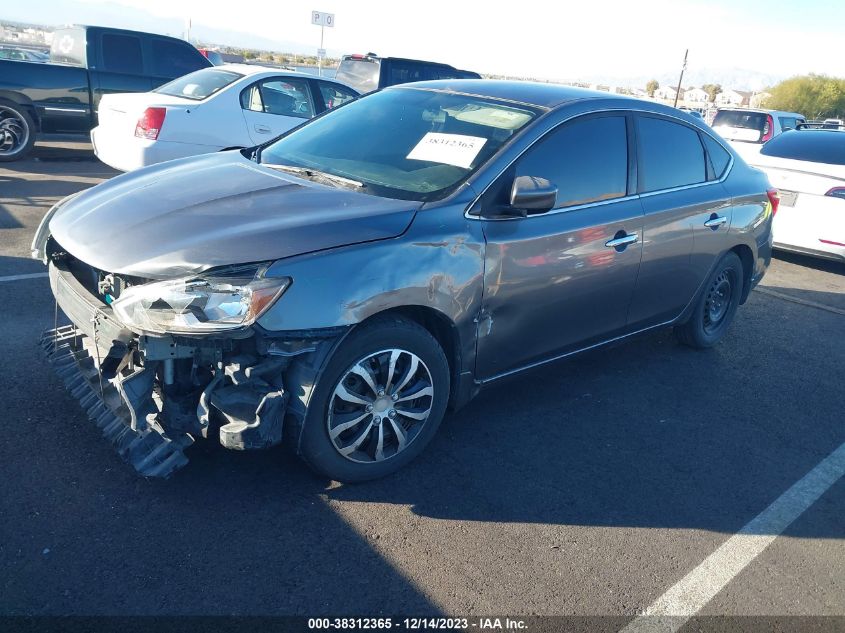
49;152;419;279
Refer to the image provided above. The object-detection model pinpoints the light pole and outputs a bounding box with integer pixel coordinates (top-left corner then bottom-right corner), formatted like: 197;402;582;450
673;49;688;109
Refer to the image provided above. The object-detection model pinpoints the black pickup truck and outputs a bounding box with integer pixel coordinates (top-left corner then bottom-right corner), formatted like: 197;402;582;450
0;25;210;161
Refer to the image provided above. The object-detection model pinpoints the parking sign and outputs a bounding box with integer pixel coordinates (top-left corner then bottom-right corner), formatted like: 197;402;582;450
311;11;335;27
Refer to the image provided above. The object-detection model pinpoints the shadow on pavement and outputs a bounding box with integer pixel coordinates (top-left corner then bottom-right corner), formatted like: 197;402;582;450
0;254;438;616
328;288;845;540
1;255;843;616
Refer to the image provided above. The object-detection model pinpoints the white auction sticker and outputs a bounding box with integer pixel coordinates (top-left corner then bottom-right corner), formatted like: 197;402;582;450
406;133;487;169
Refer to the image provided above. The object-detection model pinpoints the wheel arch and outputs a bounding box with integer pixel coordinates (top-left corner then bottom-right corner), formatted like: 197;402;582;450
730;243;754;304
0;92;39;130
354;305;467;410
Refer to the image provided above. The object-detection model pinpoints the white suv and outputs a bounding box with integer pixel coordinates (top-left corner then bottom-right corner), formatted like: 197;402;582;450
712;108;805;158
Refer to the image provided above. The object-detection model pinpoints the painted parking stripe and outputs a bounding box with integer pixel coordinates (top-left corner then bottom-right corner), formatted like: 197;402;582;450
623;441;845;633
755;286;845;317
0;272;48;283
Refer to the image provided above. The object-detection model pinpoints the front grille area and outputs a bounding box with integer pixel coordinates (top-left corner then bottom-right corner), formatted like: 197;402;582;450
49;239;146;304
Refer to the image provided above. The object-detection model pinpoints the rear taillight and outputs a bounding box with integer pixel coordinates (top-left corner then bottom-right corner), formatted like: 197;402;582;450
767;188;780;216
825;187;845;200
760;114;775;142
134;107;166;140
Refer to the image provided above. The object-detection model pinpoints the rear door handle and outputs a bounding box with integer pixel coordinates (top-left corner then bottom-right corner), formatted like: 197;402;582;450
704;216;728;229
254;124;271;133
605;233;639;249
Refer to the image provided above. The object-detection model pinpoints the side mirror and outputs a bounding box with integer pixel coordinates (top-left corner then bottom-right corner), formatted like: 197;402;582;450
509;175;557;214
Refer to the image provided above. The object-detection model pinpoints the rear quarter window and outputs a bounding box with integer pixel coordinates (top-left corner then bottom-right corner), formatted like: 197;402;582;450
760;131;845;166
701;134;732;179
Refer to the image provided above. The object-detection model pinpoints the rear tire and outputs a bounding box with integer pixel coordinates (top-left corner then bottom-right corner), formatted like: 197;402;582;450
0;99;36;162
297;315;450;483
675;251;744;349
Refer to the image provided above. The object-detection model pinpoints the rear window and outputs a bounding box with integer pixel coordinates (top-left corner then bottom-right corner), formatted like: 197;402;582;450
151;38;207;78
154;68;242;101
335;58;380;94
712;110;767;142
760;131;845;166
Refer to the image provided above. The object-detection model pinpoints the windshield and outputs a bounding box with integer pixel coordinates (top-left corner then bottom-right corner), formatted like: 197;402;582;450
259;87;540;202
154;68;242;101
761;131;845;166
335;58;381;94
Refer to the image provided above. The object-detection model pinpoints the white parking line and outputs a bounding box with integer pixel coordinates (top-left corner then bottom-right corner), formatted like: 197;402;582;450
755;287;845;317
0;272;48;283
622;441;845;633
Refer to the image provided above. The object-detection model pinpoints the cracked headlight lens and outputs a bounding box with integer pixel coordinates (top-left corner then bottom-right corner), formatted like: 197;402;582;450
112;264;290;334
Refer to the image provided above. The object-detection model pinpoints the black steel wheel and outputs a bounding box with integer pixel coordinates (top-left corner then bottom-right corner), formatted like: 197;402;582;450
675;251;744;349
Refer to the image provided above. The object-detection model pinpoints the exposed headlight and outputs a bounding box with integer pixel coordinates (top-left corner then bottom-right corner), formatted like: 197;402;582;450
111;264;290;334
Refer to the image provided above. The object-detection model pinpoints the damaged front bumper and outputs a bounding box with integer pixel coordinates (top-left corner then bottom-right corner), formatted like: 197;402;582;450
42;259;316;478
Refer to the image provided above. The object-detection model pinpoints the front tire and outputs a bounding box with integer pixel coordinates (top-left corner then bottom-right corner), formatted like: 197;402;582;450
0;100;36;162
675;251;744;349
298;315;450;482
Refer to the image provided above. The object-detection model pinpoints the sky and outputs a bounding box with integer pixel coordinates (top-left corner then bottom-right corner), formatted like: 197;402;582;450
4;0;845;88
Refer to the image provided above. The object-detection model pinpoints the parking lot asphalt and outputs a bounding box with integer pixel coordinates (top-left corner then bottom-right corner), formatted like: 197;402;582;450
1;140;843;622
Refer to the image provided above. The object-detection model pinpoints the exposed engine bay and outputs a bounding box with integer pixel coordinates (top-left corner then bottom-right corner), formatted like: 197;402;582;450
42;243;338;478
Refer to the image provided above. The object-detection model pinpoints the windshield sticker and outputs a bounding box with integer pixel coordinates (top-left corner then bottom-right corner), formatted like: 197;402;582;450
407;133;487;169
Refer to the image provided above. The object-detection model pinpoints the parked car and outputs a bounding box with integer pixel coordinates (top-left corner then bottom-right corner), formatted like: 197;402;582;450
91;65;359;171
0;46;49;62
749;129;845;261
712;108;806;161
0;25;211;161
33;80;774;481
334;53;481;94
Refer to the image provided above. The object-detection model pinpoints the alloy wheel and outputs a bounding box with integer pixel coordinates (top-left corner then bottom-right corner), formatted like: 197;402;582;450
327;348;434;464
0;106;29;157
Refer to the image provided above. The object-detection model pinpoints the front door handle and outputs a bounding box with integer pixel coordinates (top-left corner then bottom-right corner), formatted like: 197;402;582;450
254;124;271;133
605;233;639;249
704;215;728;229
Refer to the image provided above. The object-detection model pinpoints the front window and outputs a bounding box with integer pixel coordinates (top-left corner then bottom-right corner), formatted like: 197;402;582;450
154;68;242;101
241;78;314;118
259;88;540;202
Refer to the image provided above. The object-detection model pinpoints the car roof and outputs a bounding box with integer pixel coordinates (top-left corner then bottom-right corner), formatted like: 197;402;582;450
216;63;302;77
716;107;805;117
390;79;630;109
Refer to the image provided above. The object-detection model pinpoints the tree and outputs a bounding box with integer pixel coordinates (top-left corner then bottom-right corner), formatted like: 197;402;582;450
646;80;659;97
766;74;845;119
702;83;722;103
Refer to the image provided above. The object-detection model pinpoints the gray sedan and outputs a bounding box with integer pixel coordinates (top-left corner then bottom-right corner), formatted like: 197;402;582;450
33;80;775;481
